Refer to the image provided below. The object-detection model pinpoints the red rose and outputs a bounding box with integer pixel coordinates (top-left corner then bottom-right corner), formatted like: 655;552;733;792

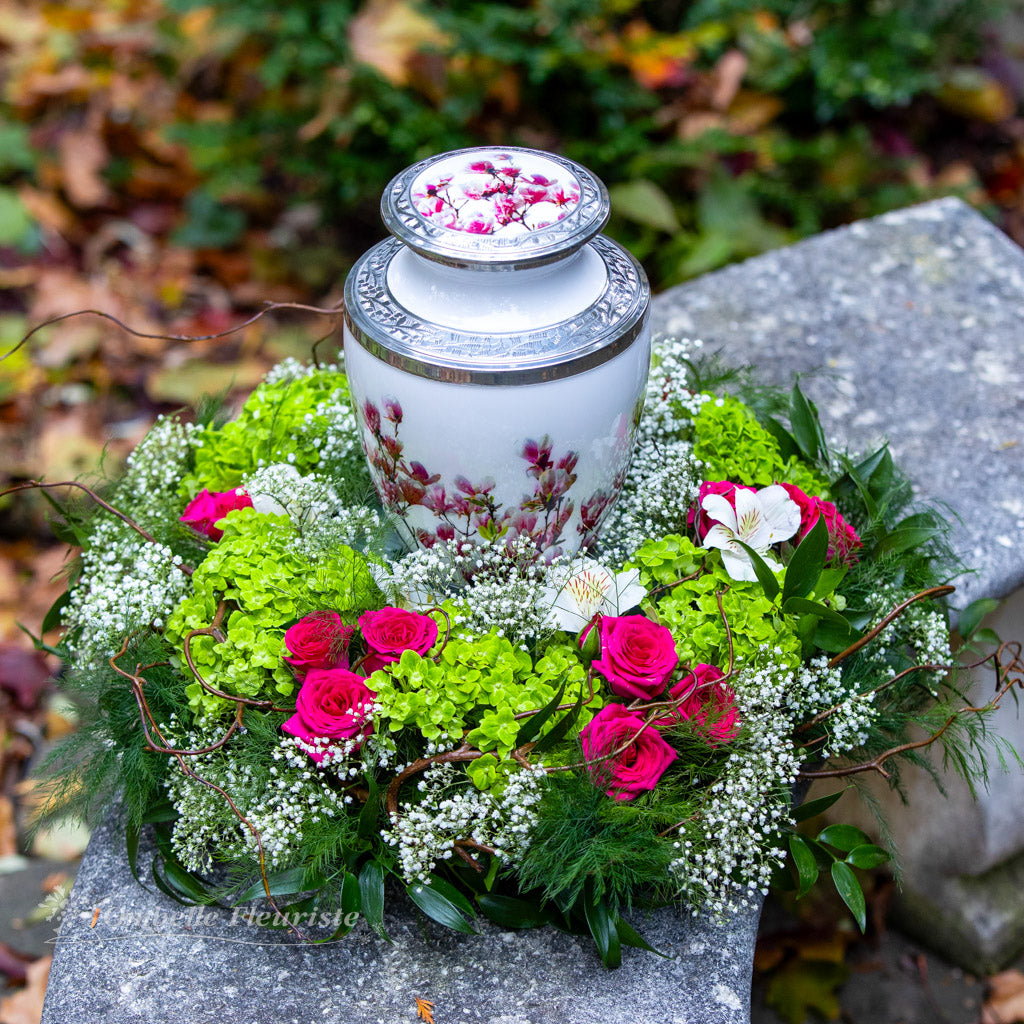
283;611;355;678
282;668;375;762
180;488;253;541
675;675;740;746
358;607;439;673
654;663;724;728
592;615;679;701
780;484;863;565
579;704;678;801
688;481;755;542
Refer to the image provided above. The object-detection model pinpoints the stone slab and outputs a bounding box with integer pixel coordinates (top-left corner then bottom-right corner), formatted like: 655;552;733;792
655;196;1024;970
655;196;1024;610
41;814;757;1024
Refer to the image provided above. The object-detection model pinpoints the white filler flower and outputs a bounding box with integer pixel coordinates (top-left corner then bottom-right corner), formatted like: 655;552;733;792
539;558;647;633
701;485;801;582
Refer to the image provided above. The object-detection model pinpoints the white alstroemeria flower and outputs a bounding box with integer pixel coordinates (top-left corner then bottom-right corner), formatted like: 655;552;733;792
701;484;801;583
540;558;647;633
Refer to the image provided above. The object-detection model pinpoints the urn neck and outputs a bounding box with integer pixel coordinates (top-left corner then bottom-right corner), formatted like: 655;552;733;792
385;244;608;334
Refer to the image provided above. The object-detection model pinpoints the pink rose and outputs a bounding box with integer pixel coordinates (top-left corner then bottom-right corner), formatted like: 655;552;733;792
654;663;724;728
676;675;740;746
579;704;678;801
283;611;355;678
282;668;375;762
688;481;755;542
180;487;253;541
592;615;679;701
358;607;439;673
780;484;863;565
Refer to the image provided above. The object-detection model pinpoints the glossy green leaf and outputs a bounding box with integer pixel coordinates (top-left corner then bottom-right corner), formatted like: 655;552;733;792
813;620;860;654
789;382;825;462
406;880;478;935
735;540;780;601
583;897;621;969
789;834;819;897
515;678;567;748
126;822;142;885
959;598;999;641
792;788;846;823
477;894;550;929
358;860;389;941
817;823;870;853
763;415;800;461
782;516;829;604
845;844;891;870
41;590;71;636
236;866;312;904
782;596;851;630
615;914;667;957
875;525;940;556
529;693;584;755
831;860;867;932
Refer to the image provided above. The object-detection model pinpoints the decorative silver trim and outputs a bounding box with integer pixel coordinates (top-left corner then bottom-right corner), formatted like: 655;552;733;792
344;235;649;386
381;146;610;270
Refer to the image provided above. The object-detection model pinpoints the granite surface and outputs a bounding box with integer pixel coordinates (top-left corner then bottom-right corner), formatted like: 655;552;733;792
41;814;758;1024
653;197;1024;610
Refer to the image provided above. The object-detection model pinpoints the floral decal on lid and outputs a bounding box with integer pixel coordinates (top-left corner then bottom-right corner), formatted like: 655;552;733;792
411;152;581;236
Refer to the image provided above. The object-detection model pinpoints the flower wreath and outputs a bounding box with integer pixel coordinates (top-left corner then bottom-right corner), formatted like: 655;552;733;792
19;337;1019;967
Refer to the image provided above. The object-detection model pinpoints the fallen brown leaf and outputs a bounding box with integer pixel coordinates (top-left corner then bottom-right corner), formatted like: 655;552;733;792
0;955;50;1024
58;130;110;209
983;970;1024;1024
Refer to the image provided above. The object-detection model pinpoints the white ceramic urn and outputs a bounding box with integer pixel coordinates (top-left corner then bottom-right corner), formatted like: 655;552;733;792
343;146;650;558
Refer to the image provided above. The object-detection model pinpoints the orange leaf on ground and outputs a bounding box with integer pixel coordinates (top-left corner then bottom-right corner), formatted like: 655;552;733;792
414;996;435;1023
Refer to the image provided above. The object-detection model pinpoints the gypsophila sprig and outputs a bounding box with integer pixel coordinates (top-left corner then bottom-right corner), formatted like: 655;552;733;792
31;345;1014;967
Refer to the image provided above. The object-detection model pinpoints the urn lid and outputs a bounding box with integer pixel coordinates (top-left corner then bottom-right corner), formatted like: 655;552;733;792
381;146;610;270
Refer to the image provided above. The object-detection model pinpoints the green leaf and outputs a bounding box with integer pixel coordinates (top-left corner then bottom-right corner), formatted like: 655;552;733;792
782;516;829;604
735;540;780;601
515;678;567;748
867;448;895;500
358;860;389;941
781;596;851;630
789;834;819;898
817;823;870;853
156;855;215;905
789;382;825;462
357;778;380;841
420;875;476;919
812;620;859;653
763;415;800;461
615;914;668;957
792;788;847;823
875;525;940;556
609;178;681;233
529;692;585;755
814;567;848;597
831;860;867;932
583;896;621;969
236;866;313;904
477;894;550;929
126;822;142;885
141;800;178;824
973;628;1002;646
959;598;999;641
151;858;194;906
406;880;478;935
845;844;891;870
41;590;71;636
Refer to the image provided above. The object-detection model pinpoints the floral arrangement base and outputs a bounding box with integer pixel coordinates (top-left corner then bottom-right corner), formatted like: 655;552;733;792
42;811;758;1024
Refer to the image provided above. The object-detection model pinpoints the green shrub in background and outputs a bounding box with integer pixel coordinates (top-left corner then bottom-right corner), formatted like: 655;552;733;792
2;0;1007;291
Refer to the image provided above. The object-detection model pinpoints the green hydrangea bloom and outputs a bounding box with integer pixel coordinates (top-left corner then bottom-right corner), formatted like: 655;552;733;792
369;635;598;760
181;367;364;496
165;507;379;716
630;534;803;671
694;394;828;496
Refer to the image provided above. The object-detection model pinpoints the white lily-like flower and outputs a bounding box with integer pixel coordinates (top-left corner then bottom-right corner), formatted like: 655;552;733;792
539;557;647;633
701;484;801;583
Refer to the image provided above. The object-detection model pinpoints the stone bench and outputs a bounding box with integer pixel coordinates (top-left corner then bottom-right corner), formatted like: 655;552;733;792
42;196;1024;1021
